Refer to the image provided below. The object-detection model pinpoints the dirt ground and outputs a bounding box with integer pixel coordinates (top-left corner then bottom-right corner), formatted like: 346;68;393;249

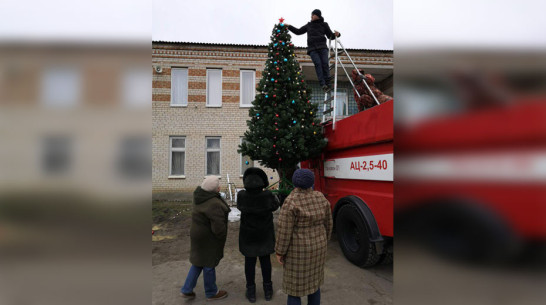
152;202;392;305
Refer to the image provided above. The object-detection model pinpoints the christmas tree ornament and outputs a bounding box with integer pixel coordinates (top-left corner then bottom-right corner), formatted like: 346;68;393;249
279;17;284;23
292;100;295;104
245;161;249;165
284;58;287;62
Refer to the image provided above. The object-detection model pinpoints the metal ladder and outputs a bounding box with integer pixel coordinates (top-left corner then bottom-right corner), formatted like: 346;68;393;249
322;37;380;130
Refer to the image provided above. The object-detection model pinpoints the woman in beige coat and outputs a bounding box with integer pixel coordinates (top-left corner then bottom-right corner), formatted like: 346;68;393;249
275;169;333;305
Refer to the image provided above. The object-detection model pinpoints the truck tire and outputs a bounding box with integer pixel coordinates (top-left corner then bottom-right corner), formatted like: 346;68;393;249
336;204;381;267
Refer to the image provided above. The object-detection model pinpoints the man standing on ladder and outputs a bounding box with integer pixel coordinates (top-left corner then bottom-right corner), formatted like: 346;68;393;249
285;9;340;92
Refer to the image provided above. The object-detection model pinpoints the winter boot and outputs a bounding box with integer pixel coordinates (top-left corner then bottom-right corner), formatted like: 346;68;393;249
263;282;273;301
246;284;256;303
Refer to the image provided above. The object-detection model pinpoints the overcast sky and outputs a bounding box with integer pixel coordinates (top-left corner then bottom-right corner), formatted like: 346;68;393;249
0;1;544;50
153;0;394;50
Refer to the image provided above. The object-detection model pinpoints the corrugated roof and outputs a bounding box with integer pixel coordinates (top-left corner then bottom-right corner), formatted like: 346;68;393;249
152;40;393;53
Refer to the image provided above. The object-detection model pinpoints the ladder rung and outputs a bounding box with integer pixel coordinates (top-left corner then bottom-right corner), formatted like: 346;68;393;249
323;107;334;114
329;51;343;59
329;63;336;70
323;96;334;104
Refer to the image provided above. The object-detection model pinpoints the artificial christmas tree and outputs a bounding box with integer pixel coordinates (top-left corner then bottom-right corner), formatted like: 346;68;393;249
239;18;326;190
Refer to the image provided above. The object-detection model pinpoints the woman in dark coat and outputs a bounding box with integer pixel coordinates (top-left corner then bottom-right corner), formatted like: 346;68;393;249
285;9;340;92
237;167;279;303
180;176;230;301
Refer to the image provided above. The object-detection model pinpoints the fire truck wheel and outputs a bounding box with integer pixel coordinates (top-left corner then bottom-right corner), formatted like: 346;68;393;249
336;204;381;267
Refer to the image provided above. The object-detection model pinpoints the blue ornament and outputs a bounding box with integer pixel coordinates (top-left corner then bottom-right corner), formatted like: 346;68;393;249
256;113;260;116
265;95;268;98
293;120;297;124
292;100;295;104
288;77;291;80
271;78;274;81
282;42;285;45
274;43;278;47
277;30;280;33
274;61;277;64
284;58;287;62
280;23;284;26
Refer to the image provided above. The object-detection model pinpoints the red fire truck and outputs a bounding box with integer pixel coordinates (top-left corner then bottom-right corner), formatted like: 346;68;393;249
301;99;394;267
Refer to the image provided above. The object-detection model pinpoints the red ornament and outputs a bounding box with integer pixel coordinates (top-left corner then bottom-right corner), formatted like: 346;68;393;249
273;95;276;98
276;152;279;155
275;80;277;83
275;122;277;125
276;128;279;131
307;100;310;103
276;67;279;70
301;80;305;82
279;17;284;23
275;114;279;117
276;53;279;55
273;145;276;148
312;123;315;126
279;158;282;161
290;43;293;46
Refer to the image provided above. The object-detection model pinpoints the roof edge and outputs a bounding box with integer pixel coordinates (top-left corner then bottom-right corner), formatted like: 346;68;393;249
152;40;393;53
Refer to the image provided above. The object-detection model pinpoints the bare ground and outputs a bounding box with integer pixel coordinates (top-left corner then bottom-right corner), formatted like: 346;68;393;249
152;202;392;305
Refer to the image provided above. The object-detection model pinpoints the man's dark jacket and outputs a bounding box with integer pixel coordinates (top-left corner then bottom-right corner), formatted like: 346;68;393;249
288;17;340;55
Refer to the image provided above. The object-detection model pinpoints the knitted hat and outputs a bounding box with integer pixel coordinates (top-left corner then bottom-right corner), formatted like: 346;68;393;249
312;9;322;18
292;169;315;189
201;176;220;192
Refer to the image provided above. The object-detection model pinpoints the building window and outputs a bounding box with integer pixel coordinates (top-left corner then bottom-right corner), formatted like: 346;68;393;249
240;70;255;107
117;136;151;180
171;68;188;106
205;137;221;175
240;137;254;175
334;88;349;116
123;67;151;108
41;135;72;175
170;137;185;176
41;66;81;108
206;69;222;107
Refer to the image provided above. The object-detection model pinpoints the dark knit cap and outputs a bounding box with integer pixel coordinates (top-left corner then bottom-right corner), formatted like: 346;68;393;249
292;169;315;189
312;9;322;17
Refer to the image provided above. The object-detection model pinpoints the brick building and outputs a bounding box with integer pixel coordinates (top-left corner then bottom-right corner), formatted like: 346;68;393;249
152;41;393;194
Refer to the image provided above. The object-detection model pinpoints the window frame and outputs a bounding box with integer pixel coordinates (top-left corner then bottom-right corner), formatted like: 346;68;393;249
170;67;189;107
169;136;186;178
205;136;221;176
206;68;223;108
239;69;256;108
